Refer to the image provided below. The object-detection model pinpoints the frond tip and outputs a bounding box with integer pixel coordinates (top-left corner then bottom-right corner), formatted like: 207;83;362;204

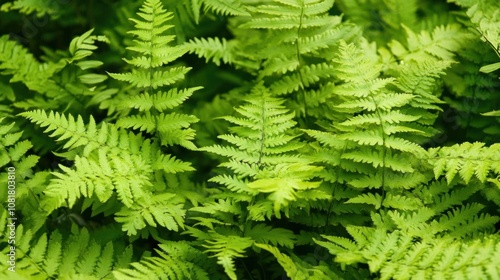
201;83;325;217
113;241;212;279
426;142;500;184
316;228;500;280
108;0;200;149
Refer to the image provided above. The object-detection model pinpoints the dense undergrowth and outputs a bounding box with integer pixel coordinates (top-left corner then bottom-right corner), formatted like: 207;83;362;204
1;0;500;279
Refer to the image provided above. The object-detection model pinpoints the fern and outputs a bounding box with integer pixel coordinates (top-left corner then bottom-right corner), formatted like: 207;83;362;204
0;0;69;17
202;233;254;280
442;0;500;143
316;228;500;280
301;41;486;267
21;110;193;236
2;0;500;279
0;35;65;110
201;83;324;217
200;0;249;17
113;241;216;280
187;84;326;279
109;0;201;149
426;142;500;184
187;0;360;121
306;41;433;199
0;217;133;279
0;117;50;231
386;24;469;62
255;243;341;280
187;37;233;66
463;0;500;71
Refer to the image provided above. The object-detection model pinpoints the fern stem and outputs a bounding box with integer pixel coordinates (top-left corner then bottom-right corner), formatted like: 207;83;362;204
295;2;309;125
371;95;387;203
0;152;44;212
239;258;256;280
324;182;337;231
325;145;348;230
257;97;266;167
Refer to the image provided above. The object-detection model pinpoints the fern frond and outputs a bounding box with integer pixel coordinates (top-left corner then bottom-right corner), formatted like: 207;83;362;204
21;110;194;233
203;233;253;280
20;110;134;156
0;222;132;279
67;29;109;65
0;0;67;17
441;0;500;143
0;36;64;101
109;0;200;149
431;202;499;238
113;241;215;279
1;29;113;114
426;142;500;184
109;67;191;89
201;84;323;217
466;0;500;65
0;118;35;168
0;118;50;231
201;0;249;16
44;150;151;210
186;37;233;66
245;224;295;249
191;0;360;120
255;243;340;280
21;110;194;171
118;87;202;112
388;24;469;62
317;228;500;280
190;198;242;216
115;193;186;235
247;163;323;217
117;112;198;134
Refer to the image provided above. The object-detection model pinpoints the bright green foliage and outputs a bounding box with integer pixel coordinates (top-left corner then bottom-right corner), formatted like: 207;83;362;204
201;83;325;218
386;24;468;62
256;243;342;280
187;0;361;121
0;0;70;17
0;117;49;231
20;110;193;235
0;29;114;119
316;228;500;280
305;41;437;213
0;35;65;110
427;142;500;185
19;0;200;239
0;216;132;279
113;241;215;280
109;0;201;149
305;30;500;279
444;0;500;143
187;84;325;279
199;0;248;17
456;0;500;68
1;0;500;279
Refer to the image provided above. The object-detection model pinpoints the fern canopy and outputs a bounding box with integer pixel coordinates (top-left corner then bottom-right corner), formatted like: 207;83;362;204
1;0;500;279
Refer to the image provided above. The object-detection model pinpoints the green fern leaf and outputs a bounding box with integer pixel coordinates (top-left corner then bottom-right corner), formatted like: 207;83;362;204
115;193;186;235
108;0;200;150
426;142;500;184
202;0;249;16
245;224;295;249
388;24;468;62
203;234;253;280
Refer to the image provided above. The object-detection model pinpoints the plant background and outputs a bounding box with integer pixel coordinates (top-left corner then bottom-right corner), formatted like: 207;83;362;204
1;0;500;279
